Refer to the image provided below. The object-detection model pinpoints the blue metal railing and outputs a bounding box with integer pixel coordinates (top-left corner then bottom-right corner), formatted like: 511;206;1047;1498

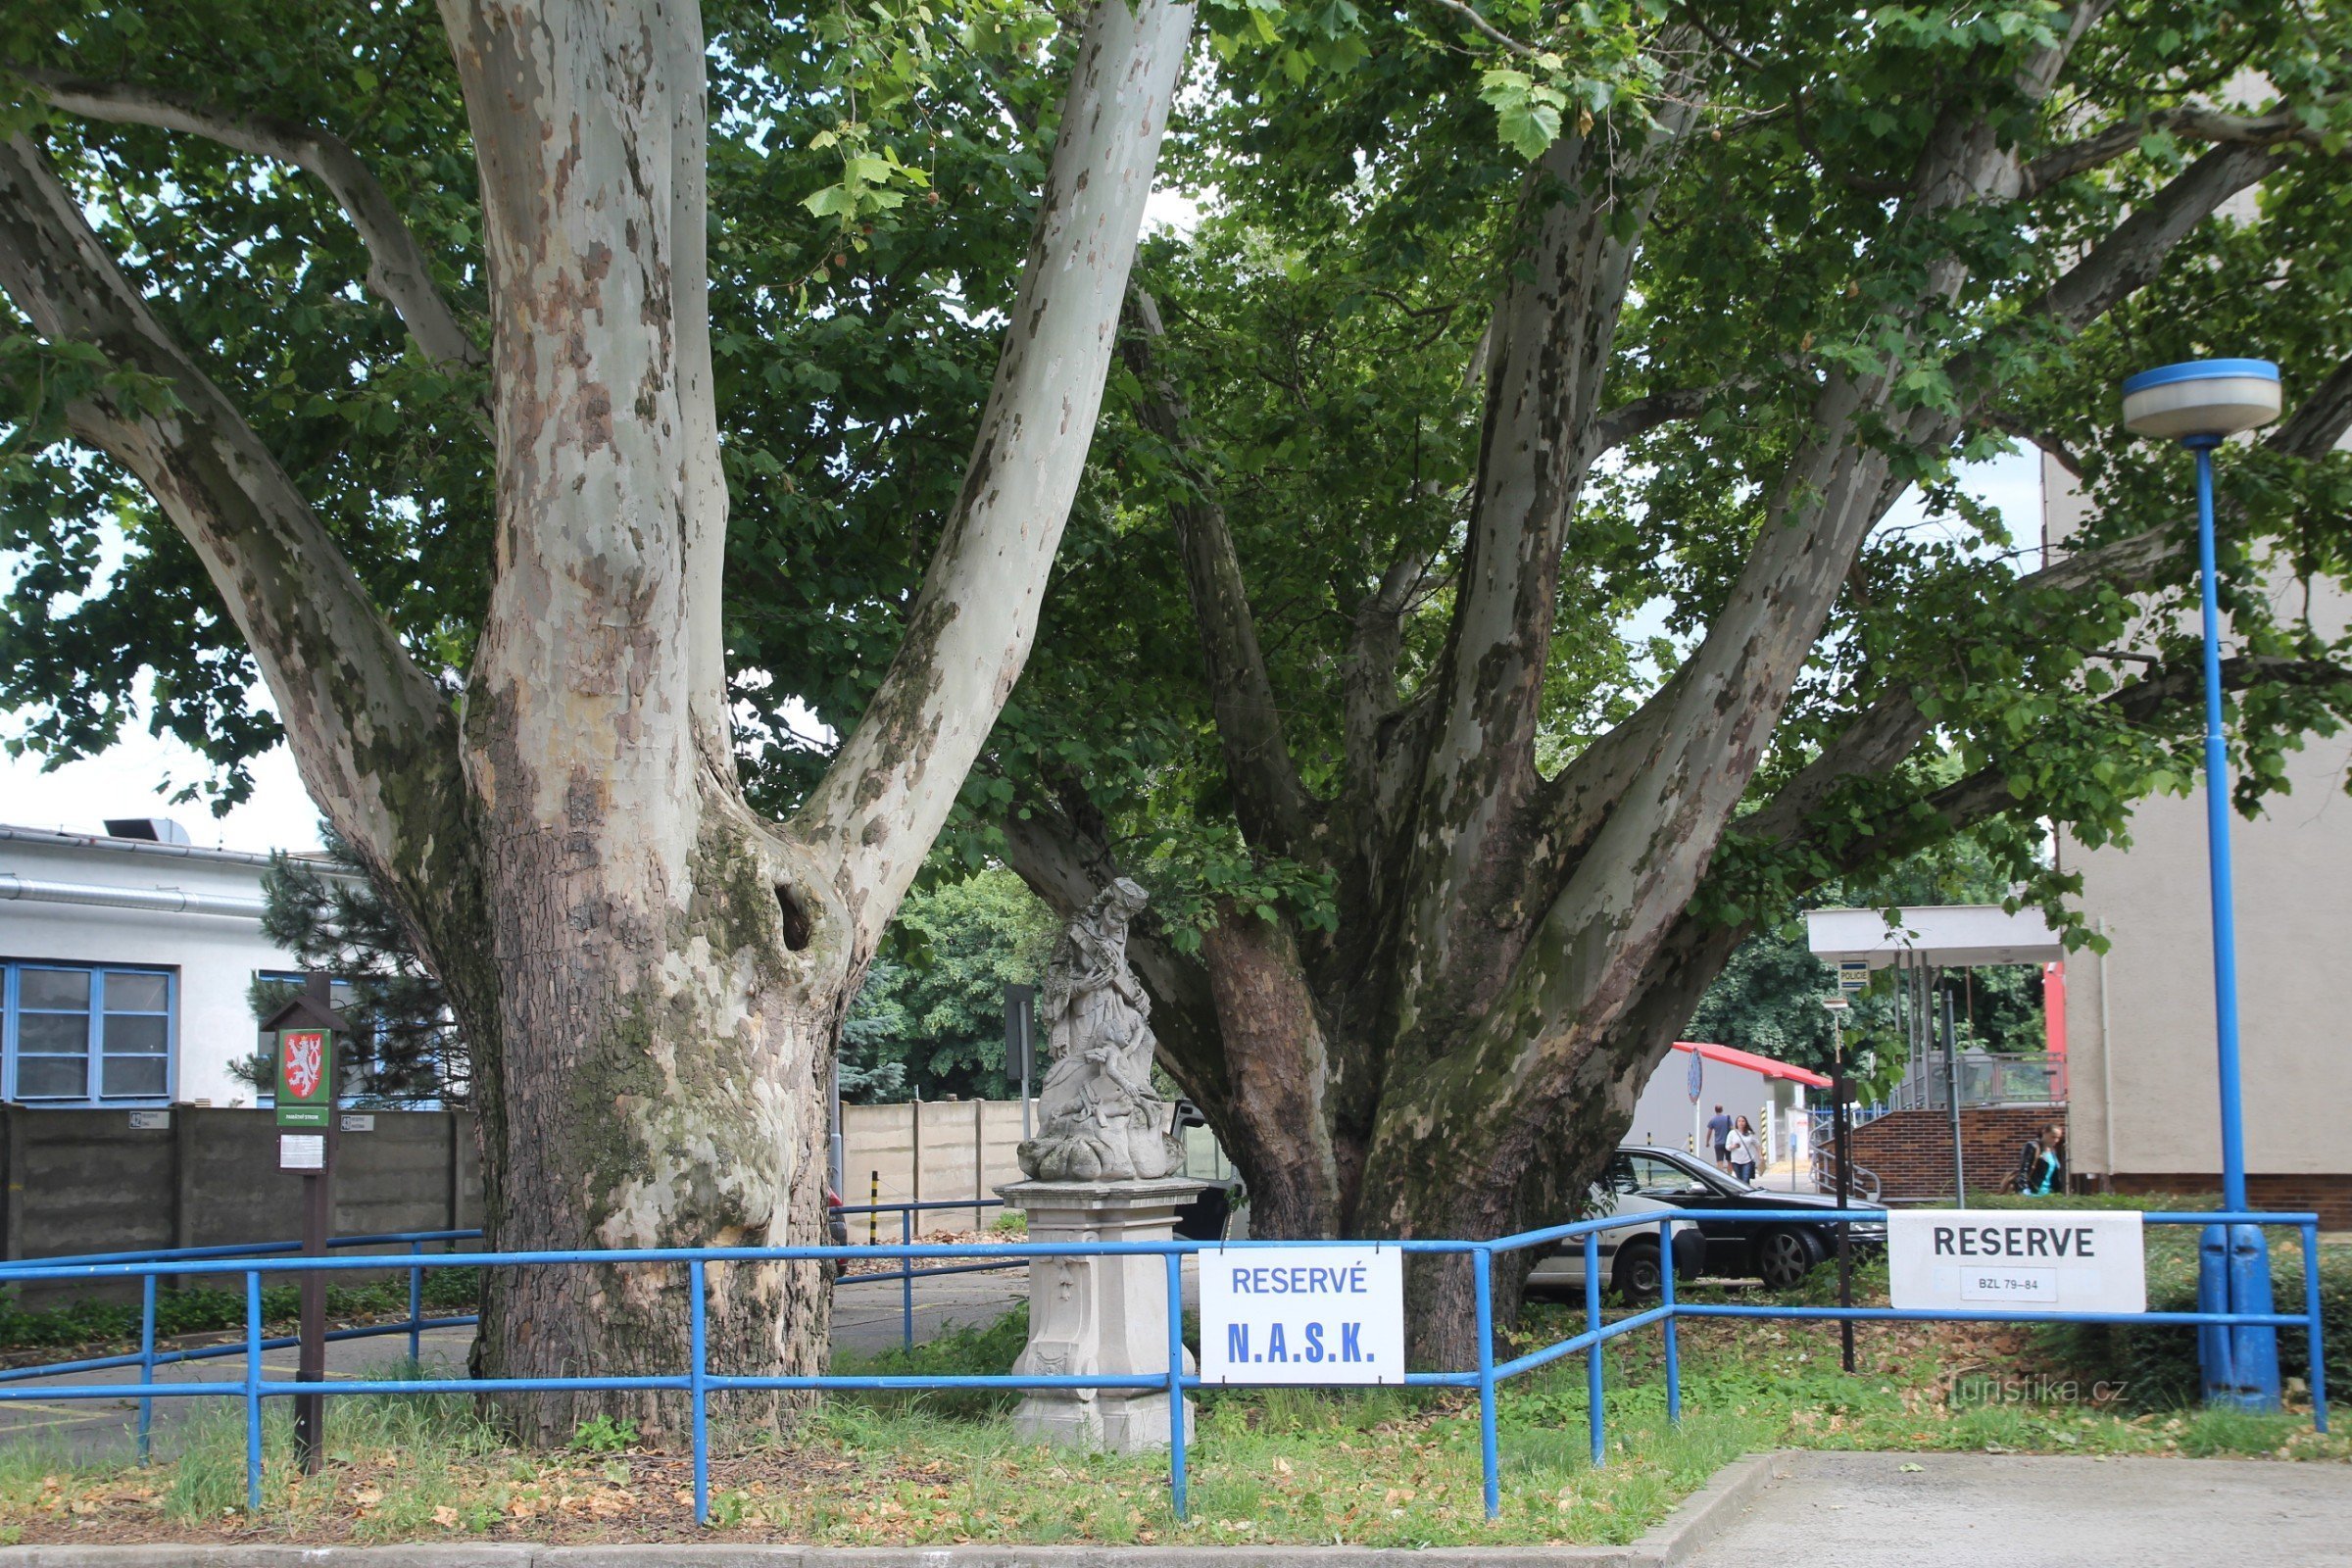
0;1227;483;1461
0;1207;2323;1528
829;1198;1025;1350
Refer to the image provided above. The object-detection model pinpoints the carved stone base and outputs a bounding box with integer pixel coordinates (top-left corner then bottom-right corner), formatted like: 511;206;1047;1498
997;1176;1208;1451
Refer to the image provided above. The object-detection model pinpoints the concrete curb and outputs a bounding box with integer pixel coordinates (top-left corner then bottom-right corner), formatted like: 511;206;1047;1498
0;1451;1792;1567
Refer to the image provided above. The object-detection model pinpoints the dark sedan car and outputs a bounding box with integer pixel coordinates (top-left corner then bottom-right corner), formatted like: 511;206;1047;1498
1605;1146;1887;1289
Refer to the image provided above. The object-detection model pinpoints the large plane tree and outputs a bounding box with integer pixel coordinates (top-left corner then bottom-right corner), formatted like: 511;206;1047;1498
0;0;1191;1436
963;0;2352;1360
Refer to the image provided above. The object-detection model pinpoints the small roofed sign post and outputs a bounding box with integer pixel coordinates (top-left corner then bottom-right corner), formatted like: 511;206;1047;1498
259;975;350;1473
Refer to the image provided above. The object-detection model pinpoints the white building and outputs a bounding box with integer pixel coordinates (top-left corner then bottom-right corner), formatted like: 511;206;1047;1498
0;820;319;1107
1625;1040;1829;1173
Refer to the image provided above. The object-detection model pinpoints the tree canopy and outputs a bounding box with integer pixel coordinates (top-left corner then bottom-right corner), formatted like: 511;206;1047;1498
8;0;2352;1370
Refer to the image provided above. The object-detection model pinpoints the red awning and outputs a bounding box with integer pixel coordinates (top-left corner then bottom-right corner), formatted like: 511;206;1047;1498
1670;1039;1832;1090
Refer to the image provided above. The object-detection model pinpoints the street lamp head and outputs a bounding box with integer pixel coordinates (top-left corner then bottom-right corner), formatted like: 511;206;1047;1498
2121;359;2280;443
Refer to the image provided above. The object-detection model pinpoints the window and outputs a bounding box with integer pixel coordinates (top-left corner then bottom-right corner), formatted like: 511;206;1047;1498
1611;1153;1704;1196
4;963;173;1104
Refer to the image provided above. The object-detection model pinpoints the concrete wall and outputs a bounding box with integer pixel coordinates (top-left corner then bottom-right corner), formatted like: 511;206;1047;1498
2045;457;2352;1196
0;1104;481;1303
0;827;317;1107
837;1098;1035;1233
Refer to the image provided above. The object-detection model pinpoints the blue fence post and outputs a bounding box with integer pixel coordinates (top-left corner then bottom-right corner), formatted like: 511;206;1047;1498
1584;1231;1604;1467
1474;1247;1499;1520
408;1241;424;1364
136;1274;157;1464
690;1258;710;1527
1165;1250;1189;1522
901;1205;916;1351
1658;1216;1681;1428
243;1270;264;1513
2306;1221;2329;1435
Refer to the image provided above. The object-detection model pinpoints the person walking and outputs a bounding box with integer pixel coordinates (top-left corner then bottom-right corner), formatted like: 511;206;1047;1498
2028;1123;2067;1196
1706;1104;1734;1171
1727;1115;1760;1185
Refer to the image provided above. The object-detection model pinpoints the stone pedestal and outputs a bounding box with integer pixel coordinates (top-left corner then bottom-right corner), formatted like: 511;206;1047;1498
998;1176;1207;1452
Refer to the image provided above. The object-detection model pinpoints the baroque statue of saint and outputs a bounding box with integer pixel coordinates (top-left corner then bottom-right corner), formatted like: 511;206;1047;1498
1015;877;1184;1182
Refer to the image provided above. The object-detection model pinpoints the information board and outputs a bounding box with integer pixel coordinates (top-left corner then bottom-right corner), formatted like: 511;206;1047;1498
1888;1209;2145;1314
1198;1246;1406;1385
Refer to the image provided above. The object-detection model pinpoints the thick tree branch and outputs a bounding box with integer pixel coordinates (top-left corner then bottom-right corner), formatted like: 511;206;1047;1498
1589;377;1752;454
1387;69;1702;1053
1408;8;2114;1124
1122;286;1318;860
2030;141;2283;331
26;73;484;374
1748;350;2352;850
0;132;471;906
1794;657;2352;882
796;0;1196;952
2024;105;2328;195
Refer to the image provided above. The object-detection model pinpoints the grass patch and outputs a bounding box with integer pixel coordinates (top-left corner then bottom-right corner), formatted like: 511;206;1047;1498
0;1269;479;1358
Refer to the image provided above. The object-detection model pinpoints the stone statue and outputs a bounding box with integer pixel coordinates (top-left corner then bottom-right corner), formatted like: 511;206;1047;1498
1016;877;1183;1182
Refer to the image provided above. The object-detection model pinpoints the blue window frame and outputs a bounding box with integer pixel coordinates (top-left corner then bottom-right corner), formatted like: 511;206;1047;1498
3;962;174;1105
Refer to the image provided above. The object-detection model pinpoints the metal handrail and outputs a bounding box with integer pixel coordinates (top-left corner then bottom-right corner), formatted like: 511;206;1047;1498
0;1206;2321;1531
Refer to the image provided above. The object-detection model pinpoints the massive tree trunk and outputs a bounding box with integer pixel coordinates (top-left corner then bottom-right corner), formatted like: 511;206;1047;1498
1;0;1191;1440
1002;0;2346;1369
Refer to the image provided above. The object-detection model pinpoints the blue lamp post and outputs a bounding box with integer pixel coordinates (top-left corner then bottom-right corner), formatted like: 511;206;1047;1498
2119;358;2283;1409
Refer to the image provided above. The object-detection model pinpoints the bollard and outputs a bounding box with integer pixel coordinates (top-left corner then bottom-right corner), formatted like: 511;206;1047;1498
2200;1223;2281;1409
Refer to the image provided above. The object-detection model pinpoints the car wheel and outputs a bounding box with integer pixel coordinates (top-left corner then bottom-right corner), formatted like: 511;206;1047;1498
1755;1227;1818;1291
1612;1238;1665;1301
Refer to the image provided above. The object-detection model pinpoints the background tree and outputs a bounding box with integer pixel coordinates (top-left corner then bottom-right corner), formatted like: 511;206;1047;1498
235;823;467;1106
1688;829;2048;1082
0;0;1193;1436
948;0;2352;1360
842;866;1057;1102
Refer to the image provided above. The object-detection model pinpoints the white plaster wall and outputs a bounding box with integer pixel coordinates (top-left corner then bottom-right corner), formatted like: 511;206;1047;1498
1626;1052;1781;1157
0;830;307;1106
2046;456;2352;1178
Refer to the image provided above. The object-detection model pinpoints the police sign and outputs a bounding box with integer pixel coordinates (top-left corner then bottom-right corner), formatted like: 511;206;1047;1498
1199;1246;1406;1384
1888;1209;2146;1314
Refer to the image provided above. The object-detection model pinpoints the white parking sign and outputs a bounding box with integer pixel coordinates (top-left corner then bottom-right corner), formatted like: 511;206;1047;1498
1198;1246;1406;1384
1888;1209;2146;1314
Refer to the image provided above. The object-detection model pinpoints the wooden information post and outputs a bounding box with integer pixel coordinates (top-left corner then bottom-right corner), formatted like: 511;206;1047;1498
260;976;347;1473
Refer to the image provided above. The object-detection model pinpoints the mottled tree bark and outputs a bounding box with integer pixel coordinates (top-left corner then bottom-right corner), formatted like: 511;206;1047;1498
2;0;1193;1440
1003;0;2334;1371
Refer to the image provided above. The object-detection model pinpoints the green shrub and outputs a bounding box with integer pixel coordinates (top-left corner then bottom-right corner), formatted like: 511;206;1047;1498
0;1263;481;1354
2038;1228;2347;1409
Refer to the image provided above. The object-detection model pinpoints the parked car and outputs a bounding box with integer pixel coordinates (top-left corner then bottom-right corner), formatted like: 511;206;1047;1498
1526;1184;1705;1301
1607;1145;1887;1289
